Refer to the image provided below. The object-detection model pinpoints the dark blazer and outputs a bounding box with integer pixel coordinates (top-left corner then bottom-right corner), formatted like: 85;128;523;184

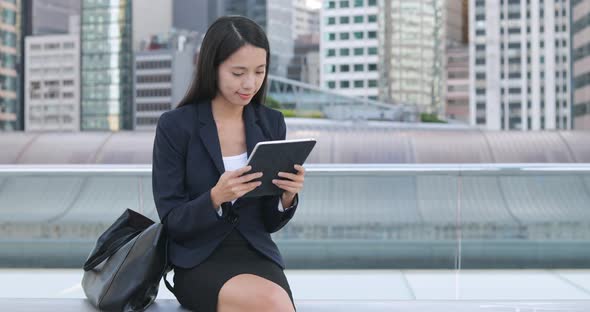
152;100;299;269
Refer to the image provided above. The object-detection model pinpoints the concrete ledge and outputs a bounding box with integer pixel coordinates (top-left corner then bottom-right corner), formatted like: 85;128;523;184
1;299;590;312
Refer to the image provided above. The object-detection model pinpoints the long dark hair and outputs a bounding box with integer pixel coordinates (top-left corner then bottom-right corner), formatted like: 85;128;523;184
176;15;271;108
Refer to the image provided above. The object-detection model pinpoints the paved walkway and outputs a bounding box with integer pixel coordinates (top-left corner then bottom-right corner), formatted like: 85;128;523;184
1;269;590;311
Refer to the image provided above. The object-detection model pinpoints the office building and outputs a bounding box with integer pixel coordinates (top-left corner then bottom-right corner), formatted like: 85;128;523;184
572;0;590;129
28;0;79;35
470;0;571;130
0;0;22;131
80;0;133;131
293;0;320;39
134;32;198;130
24;16;80;131
320;0;380;100
380;0;446;114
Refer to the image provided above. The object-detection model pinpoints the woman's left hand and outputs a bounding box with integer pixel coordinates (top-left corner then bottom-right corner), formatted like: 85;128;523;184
272;164;305;205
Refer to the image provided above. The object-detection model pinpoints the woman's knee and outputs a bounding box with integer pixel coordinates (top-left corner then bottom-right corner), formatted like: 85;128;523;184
256;285;294;311
218;274;294;312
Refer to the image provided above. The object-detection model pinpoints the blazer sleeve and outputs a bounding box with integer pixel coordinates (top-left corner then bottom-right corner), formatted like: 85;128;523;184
260;112;299;233
152;112;222;242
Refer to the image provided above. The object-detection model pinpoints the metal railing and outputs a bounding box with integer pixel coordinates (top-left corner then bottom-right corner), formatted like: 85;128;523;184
1;164;589;269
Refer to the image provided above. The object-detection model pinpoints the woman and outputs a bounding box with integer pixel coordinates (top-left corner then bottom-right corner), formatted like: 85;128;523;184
152;16;304;312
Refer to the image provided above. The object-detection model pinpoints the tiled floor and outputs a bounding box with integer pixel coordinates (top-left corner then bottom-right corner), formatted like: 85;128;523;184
1;269;589;301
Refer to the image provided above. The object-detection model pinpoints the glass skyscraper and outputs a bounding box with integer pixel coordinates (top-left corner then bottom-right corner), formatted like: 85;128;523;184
0;0;21;131
80;0;133;131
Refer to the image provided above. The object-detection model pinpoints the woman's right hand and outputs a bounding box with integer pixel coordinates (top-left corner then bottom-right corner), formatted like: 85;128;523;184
210;165;263;208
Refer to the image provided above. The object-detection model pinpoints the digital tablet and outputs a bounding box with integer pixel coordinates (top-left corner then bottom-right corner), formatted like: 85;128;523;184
242;138;316;198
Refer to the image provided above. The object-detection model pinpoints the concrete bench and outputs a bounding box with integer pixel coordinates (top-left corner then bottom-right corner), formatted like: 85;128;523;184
1;299;589;312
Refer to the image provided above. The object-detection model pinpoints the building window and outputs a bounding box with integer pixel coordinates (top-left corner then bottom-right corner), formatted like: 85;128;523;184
340;80;350;88
340;64;350;72
339;16;350;24
368;0;377;6
136;60;172;69
368;47;377;55
508;87;521;94
507;27;520;34
368;14;377;23
327;81;336;88
354;31;364;39
137;103;171;112
354;80;364;88
44;43;60;50
508;72;521;78
136;89;171;97
328;1;336;8
328;17;336;25
368;31;377;39
368;80;377;87
354;15;364;23
340;48;350;56
340;0;349;8
508;12;520;19
137;75;172;83
368;63;377;71
327;49;336;57
354;0;363;7
354;64;364;71
328;33;336;41
339;32;350;40
354;47;364;55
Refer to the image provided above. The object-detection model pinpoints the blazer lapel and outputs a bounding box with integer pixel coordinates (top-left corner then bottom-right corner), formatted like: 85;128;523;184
243;101;267;159
197;100;269;177
198;101;224;175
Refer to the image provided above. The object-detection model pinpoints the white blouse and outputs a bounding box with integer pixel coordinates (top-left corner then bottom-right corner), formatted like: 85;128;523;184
216;151;291;216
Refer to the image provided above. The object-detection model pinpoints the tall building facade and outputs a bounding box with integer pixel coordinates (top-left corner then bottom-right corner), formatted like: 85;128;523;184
222;0;294;78
320;0;380;100
288;33;320;86
470;0;571;131
293;0;320;39
29;0;80;35
0;0;21;131
572;0;590;129
136;1;294;78
445;0;469;122
380;0;446;114
446;45;469;122
134;32;198;130
80;0;133;131
447;0;469;44
24;16;79;131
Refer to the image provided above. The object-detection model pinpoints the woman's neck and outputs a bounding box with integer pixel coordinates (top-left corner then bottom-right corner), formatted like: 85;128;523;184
211;96;244;122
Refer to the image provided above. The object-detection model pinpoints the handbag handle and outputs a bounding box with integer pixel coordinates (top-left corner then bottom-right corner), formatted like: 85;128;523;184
83;229;143;271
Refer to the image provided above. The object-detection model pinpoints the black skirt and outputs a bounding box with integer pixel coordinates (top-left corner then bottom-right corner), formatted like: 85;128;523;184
172;229;295;312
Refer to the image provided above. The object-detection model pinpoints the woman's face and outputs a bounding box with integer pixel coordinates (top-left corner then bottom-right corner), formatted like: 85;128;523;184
216;44;267;106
